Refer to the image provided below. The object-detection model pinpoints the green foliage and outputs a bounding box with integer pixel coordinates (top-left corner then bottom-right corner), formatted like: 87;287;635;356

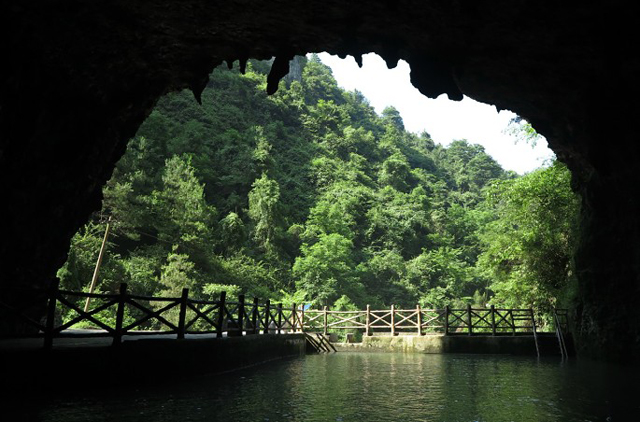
293;233;363;307
215;253;282;298
381;106;405;131
219;212;246;252
505;116;545;147
203;283;241;300
248;172;282;254
57;221;126;295
406;247;471;308
159;248;199;296
59;55;578;324
358;249;412;307
477;162;579;311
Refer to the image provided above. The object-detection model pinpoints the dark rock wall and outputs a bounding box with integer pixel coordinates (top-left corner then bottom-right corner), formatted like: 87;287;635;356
1;1;638;360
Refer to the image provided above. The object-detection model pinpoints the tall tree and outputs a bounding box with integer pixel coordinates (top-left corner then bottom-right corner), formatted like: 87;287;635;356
248;172;282;255
293;233;363;306
477;161;579;310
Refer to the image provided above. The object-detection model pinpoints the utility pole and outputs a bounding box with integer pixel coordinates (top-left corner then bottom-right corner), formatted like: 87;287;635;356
84;216;112;312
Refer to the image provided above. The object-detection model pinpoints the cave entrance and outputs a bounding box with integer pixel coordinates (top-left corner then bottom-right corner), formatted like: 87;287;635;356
2;0;637;363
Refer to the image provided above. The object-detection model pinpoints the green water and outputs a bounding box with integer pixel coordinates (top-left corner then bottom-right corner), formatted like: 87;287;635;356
15;353;640;421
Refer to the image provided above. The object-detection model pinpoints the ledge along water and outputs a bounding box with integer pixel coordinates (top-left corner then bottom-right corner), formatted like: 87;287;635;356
2;282;575;398
7;284;623;421
1;281;572;355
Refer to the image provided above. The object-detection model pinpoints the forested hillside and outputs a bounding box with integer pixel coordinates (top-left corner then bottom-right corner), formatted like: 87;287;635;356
58;55;579;316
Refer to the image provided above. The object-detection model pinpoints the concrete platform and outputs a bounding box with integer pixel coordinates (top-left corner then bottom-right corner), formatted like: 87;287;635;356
334;333;571;355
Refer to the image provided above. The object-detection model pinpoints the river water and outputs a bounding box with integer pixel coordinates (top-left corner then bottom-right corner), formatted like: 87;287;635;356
16;353;640;421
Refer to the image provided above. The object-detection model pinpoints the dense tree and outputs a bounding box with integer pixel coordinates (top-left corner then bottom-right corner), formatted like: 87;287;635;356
248;172;282;255
58;55;578;322
477;162;579;312
381;106;405;132
293;233;363;306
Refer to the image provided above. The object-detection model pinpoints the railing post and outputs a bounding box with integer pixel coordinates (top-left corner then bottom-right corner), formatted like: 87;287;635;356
277;303;283;334
44;278;60;350
291;302;297;332
300;304;305;332
365;304;371;337
237;294;245;336
444;306;450;335
529;308;536;333
467;304;473;336
264;299;271;334
216;291;226;338
177;288;189;340
530;308;540;357
491;305;496;336
391;304;396;336
113;283;128;347
251;297;259;334
417;304;423;336
323;306;328;336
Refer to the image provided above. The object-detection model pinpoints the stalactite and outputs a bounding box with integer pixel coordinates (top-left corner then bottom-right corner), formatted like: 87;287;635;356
190;74;210;105
266;53;294;95
354;54;363;68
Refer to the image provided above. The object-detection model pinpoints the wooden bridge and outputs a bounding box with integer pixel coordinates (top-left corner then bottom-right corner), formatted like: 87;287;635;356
0;281;570;357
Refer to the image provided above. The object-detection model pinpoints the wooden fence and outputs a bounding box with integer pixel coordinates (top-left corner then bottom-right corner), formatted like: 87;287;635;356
303;304;553;337
0;281;302;349
1;281;565;350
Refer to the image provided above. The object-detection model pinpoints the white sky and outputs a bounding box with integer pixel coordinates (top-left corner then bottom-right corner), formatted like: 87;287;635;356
318;53;554;175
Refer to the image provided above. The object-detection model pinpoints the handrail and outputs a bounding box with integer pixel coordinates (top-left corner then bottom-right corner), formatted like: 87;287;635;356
531;308;540;357
303;304;569;338
1;283;570;351
0;282;303;349
553;308;569;358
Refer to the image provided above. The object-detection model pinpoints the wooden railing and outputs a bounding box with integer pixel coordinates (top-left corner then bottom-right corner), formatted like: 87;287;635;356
303;304;561;337
1;281;567;351
553;308;570;357
0;281;302;349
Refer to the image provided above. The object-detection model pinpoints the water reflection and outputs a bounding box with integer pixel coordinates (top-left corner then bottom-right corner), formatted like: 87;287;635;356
14;353;639;421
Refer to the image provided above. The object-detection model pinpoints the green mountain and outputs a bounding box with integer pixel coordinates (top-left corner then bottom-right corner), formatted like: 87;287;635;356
58;55;578;317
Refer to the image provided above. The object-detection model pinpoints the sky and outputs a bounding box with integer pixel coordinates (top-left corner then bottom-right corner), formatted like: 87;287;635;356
318;53;554;175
